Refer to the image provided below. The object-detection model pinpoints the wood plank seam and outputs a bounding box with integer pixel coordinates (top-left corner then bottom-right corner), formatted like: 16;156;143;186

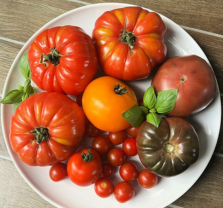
0;37;25;46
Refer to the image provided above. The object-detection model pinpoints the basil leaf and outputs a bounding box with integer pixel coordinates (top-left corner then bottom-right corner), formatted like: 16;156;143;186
143;86;156;109
122;105;145;127
146;112;162;128
155;89;178;114
13;100;22;112
20;51;31;79
17;83;24;92
139;106;149;114
22;93;29;101
0;90;24;104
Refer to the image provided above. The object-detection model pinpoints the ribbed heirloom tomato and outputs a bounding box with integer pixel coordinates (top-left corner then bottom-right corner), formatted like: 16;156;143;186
28;25;98;95
92;6;167;81
10;92;85;166
82;76;138;132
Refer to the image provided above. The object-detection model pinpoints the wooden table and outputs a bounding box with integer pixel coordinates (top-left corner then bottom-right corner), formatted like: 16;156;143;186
0;0;222;207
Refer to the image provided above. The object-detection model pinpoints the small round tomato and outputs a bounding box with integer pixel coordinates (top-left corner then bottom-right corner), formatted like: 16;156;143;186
138;169;158;189
94;177;114;198
102;163;114;177
49;163;68;182
107;149;126;167
85;121;101;138
114;181;135;203
67;148;102;186
138;98;143;106
126;126;138;138
82;76;138;132
92;136;111;154
119;162;138;182
76;93;83;107
108;131;126;145
122;138;137;156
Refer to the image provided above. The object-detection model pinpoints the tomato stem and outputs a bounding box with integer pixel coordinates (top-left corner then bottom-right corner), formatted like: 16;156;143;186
114;84;133;95
30;127;49;144
81;149;94;162
164;142;175;154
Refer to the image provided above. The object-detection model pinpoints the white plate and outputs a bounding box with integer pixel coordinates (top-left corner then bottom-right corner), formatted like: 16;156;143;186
1;3;221;208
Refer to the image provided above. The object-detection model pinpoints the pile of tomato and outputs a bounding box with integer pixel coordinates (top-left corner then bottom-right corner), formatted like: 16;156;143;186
4;6;217;204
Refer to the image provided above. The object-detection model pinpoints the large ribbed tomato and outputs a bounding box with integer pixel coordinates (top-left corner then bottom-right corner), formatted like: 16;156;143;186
28;25;98;95
92;6;167;81
10;92;85;166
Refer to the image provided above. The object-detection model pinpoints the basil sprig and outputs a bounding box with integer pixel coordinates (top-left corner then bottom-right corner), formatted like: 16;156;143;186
122;86;178;128
0;51;35;111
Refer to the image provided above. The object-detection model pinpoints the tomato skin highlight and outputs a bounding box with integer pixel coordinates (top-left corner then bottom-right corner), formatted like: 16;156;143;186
94;177;114;198
82;76;138;132
138;169;158;189
114;181;135;203
108;131;126;145
119;162;139;182
107;148;126;167
49;163;68;182
92;135;111;154
67;148;102;186
122;138;137;156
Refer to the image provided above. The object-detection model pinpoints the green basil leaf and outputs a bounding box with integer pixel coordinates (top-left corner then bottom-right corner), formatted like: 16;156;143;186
22;93;29;101
24;78;31;89
122;105;145;127
17;83;24;92
149;108;157;113
20;51;31;79
143;86;156;109
155;89;178;114
13;100;22;112
0;90;24;104
139;106;149;114
146;112;162;128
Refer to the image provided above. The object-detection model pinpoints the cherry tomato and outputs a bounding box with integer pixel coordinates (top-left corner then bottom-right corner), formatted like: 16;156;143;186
108;131;126;145
49;163;68;182
122;137;137;156
85;121;101;138
102;163;114;177
94;177;114;198
119;162;138;182
92;136;111;154
67;148;102;186
138;169;158;189
138;98;143;106
126;126;138;138
107;149;126;167
114;181;135;203
82;76;138;132
76;93;83;107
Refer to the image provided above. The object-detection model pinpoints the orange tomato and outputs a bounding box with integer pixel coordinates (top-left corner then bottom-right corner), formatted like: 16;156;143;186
82;76;138;132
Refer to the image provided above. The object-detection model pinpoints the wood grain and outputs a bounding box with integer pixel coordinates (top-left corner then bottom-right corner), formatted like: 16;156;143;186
0;158;55;208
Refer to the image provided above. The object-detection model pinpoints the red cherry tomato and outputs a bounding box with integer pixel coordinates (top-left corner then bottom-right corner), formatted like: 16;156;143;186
92;135;111;154
122;138;137;156
67;148;102;186
138;98;143;106
76;93;83;107
49;163;68;182
85;121;101;138
126;126;138;138
102;163;114;177
108;131;126;145
138;169;158;189
114;181;135;203
107;149;126;166
94;177;114;198
119;162;139;182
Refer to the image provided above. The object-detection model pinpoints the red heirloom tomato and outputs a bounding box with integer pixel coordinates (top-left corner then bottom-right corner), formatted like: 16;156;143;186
152;55;216;117
82;76;138;132
92;7;167;81
94;177;114;198
49;163;68;182
28;25;98;95
10;92;85;166
67;148;102;186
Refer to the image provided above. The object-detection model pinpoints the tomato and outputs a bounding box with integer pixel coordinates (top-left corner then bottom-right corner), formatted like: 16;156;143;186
152;55;216;117
114;181;135;203
119;162;139;182
108;131;126;145
137;98;143;106
138;169;158;189
94;177;114;198
85;120;101;138
82;76;138;132
122;138;137;156
10;92;85;166
92;7;167;81
107;148;126;167
102;163;114;177
76;93;83;107
49;163;68;182
67;148;102;186
126;126;138;138
92;135;111;154
28;25;98;95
